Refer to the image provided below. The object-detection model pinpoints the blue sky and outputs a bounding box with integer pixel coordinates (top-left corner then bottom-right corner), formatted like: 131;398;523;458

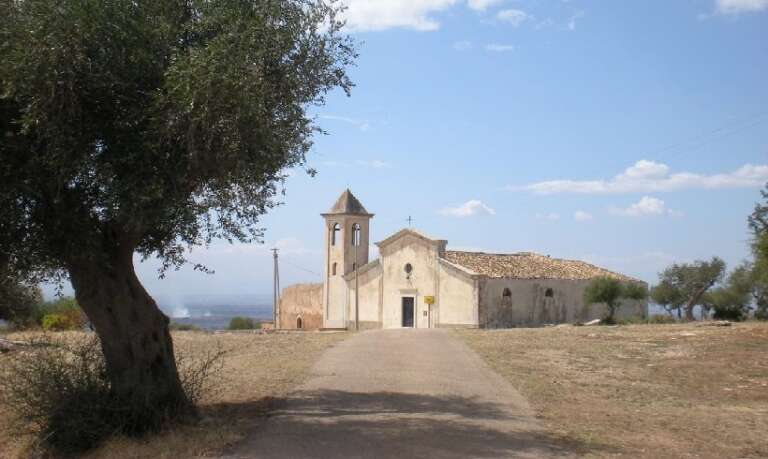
46;0;768;305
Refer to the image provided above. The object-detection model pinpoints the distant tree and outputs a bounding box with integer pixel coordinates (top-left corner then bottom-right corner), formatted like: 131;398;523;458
748;183;768;237
0;0;355;428
583;277;648;324
753;233;768;319
749;185;768;319
652;258;726;321
228;316;259;330
650;279;686;319
702;264;753;321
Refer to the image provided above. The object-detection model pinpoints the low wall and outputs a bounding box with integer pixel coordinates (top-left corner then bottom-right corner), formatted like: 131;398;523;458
278;283;323;330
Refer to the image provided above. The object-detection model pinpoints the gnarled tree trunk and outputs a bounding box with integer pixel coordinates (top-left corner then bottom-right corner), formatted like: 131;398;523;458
684;284;712;322
67;235;193;429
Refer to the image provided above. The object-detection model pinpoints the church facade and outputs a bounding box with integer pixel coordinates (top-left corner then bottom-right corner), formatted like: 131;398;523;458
278;190;647;330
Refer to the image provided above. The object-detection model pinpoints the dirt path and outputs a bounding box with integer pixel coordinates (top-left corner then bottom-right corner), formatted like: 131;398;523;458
225;329;576;458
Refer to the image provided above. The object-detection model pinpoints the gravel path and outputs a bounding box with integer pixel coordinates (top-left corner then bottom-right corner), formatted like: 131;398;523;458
226;329;575;458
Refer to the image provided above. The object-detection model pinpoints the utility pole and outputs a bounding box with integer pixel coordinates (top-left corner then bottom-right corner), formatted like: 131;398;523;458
272;248;280;330
354;225;359;331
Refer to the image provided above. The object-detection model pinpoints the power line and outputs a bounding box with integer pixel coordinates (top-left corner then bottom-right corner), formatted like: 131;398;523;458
281;257;322;277
646;111;768;161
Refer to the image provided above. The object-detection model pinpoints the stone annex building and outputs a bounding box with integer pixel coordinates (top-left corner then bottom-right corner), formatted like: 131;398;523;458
277;190;648;330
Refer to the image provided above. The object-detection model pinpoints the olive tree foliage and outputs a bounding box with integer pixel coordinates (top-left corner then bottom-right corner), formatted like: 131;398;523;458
0;0;356;429
701;264;753;321
0;256;43;327
748;184;768;319
650;257;726;321
583;277;648;324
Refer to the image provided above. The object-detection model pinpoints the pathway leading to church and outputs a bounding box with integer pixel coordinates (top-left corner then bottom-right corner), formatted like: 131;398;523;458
225;329;576;458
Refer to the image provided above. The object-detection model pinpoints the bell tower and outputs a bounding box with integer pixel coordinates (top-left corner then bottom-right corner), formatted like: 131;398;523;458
321;189;374;329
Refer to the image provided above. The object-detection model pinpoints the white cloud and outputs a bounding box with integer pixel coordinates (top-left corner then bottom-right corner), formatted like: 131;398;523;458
320;115;370;131
467;0;505;12
536;212;561;221
440;200;496;217
511;160;768;195
716;0;768;14
497;9;530;26
574;211;593;222
355;159;392;169
485;43;515;52
453;40;473;51
340;0;458;32
567;10;585;30
610;196;680;218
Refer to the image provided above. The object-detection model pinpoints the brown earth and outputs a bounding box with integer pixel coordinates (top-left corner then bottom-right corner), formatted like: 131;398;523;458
457;322;768;459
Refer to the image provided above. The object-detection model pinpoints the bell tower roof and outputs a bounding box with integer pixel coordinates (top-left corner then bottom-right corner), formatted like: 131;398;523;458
323;189;373;216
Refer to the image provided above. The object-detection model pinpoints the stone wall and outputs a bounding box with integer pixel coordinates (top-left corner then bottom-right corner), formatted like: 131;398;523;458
479;278;648;328
278;283;323;330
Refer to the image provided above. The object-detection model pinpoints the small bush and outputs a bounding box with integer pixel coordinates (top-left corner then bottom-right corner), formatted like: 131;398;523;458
228;316;259;330
34;297;87;330
169;322;203;332
713;306;747;321
648;314;677;324
0;335;226;455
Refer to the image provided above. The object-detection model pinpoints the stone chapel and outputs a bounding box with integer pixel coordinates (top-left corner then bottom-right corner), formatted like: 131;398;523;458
277;189;647;330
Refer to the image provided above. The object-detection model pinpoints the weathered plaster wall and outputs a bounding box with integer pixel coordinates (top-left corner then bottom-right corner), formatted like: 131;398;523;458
345;261;382;329
278;283;323;330
379;234;440;329
437;260;478;327
479;278;647;328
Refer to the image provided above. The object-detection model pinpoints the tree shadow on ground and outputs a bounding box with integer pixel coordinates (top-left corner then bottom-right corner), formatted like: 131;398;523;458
213;390;617;458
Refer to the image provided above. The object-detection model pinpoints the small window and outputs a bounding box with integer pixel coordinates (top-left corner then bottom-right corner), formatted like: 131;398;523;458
332;262;337;276
297;317;303;329
545;288;554;298
502;288;512;298
404;263;413;274
352;223;361;246
352;262;357;271
331;223;340;246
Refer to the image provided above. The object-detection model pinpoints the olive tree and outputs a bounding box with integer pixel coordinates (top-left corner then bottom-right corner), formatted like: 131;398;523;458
749;184;768;318
0;0;355;425
583;277;648;324
651;257;726;321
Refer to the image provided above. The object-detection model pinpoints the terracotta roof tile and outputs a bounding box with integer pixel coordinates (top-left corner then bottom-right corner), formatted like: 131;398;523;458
444;251;638;282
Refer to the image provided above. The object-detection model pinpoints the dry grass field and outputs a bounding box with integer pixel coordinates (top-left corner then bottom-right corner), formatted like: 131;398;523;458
458;322;768;459
0;330;347;459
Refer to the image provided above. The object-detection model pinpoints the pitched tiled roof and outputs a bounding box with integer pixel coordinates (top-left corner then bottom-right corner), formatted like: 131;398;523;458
325;189;371;215
444;251;638;282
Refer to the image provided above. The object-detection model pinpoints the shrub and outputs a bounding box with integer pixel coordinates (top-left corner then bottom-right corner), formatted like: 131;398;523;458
41;313;75;331
34;297;87;330
0;335;226;455
169;322;203;332
228;316;259;330
648;314;677;324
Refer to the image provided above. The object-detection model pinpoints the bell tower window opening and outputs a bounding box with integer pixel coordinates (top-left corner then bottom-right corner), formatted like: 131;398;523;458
332;262;337;276
352;223;361;247
331;223;340;246
545;288;554;298
502;288;512;298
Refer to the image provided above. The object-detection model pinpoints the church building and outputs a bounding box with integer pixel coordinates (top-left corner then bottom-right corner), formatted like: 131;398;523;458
277;190;647;330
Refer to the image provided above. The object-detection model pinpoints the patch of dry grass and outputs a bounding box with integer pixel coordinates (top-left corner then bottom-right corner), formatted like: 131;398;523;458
0;330;347;459
458;322;768;459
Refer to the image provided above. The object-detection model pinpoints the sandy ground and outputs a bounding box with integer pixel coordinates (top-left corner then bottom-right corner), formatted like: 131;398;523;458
457;322;768;459
225;329;578;459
